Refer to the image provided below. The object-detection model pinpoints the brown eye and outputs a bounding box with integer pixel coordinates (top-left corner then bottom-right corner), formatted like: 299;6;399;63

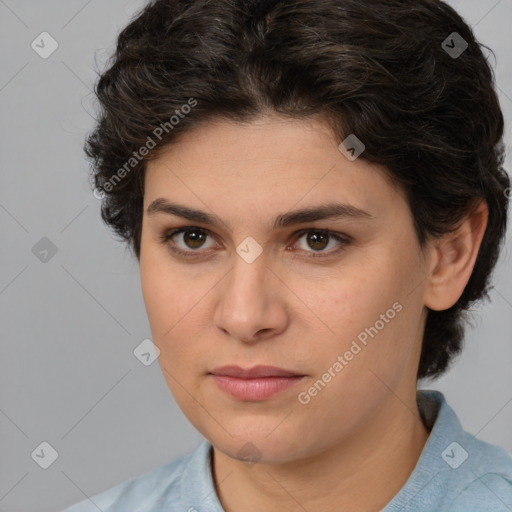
293;229;350;258
159;227;351;260
158;227;216;257
305;232;329;251
180;229;208;249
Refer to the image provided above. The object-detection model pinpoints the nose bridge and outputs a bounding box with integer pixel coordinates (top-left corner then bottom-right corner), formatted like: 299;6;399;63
227;246;270;305
215;245;281;341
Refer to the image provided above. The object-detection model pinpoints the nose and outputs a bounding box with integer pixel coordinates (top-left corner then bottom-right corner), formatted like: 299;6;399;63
214;253;289;345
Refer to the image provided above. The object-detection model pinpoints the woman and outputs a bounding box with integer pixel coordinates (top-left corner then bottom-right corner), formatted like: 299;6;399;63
63;0;512;510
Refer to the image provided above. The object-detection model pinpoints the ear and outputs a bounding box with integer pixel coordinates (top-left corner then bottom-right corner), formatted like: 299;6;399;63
423;200;488;312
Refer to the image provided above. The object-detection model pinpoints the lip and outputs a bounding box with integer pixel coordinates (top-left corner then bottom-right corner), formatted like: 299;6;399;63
209;365;303;378
208;365;306;401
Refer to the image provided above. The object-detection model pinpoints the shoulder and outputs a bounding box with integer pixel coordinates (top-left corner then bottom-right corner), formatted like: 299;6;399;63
443;433;512;511
434;410;512;512
60;444;200;511
446;470;512;511
387;390;512;512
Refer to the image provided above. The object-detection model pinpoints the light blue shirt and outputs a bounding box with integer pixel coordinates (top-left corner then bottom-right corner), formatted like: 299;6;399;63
61;390;512;511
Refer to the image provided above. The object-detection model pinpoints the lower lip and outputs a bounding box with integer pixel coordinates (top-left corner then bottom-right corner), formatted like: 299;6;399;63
210;375;305;401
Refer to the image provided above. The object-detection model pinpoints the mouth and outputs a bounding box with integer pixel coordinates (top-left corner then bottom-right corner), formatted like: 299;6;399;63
208;365;306;401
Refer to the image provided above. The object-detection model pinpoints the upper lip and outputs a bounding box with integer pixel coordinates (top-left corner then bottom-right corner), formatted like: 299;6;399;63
209;365;304;378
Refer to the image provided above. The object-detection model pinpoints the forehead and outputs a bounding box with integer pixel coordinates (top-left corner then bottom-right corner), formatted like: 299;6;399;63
143;115;407;227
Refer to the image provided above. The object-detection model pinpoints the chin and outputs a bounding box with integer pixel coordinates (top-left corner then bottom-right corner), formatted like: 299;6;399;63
206;426;306;465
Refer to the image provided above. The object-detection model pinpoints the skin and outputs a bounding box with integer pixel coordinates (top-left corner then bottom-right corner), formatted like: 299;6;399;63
139;114;488;512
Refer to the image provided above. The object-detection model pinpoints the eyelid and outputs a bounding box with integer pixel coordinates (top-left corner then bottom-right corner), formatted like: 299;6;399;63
158;226;351;259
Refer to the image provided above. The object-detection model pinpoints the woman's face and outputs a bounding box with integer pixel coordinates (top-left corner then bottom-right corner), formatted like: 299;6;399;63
139;114;434;464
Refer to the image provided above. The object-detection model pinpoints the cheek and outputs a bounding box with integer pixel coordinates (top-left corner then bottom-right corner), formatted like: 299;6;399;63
140;245;186;331
141;266;202;402
316;269;390;336
315;262;416;372
140;263;169;332
140;257;209;370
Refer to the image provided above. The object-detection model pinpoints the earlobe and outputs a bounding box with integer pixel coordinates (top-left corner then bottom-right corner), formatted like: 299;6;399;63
424;200;488;312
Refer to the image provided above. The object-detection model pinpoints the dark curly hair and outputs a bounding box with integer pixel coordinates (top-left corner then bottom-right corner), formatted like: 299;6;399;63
85;0;509;380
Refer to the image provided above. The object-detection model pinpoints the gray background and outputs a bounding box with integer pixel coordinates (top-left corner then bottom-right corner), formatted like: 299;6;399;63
0;1;510;511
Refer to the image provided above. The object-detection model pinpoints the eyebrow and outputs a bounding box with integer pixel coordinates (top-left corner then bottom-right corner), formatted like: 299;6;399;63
146;198;374;231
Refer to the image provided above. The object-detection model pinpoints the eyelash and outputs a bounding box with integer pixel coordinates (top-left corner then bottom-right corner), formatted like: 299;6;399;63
157;227;351;259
